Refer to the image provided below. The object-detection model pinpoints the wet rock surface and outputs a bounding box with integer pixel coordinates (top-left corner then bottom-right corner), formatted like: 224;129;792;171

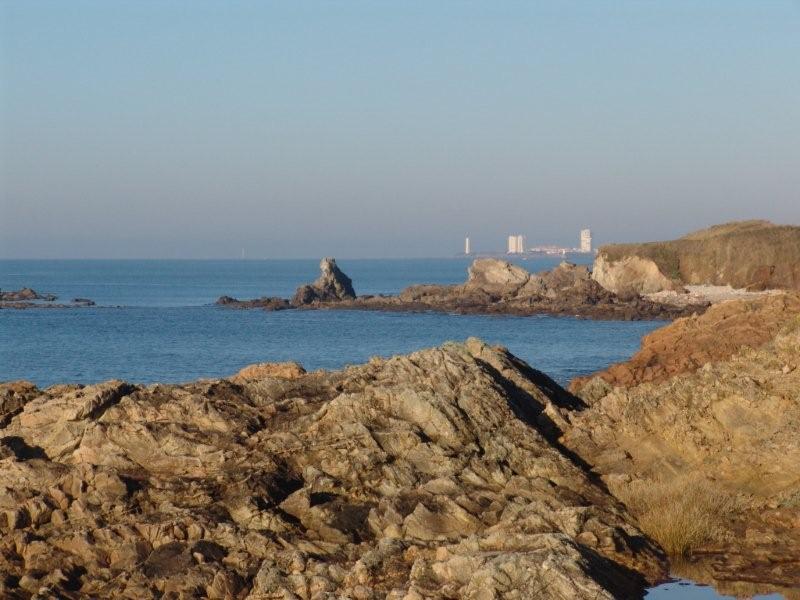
564;295;800;591
219;258;707;320
0;340;665;599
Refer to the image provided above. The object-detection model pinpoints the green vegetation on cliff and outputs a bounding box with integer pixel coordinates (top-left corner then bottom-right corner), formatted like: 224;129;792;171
598;220;800;290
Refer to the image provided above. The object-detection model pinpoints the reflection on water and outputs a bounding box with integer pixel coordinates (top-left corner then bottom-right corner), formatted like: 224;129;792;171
645;559;794;599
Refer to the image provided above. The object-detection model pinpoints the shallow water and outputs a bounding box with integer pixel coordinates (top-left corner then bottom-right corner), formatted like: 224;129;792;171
646;578;787;599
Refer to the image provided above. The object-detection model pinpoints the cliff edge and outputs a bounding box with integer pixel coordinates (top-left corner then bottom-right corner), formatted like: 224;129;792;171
593;220;800;294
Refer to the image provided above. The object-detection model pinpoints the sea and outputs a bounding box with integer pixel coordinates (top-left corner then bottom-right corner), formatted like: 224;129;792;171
1;256;658;387
0;257;786;599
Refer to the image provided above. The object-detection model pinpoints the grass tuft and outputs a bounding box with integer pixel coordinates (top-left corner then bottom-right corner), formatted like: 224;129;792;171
616;476;737;558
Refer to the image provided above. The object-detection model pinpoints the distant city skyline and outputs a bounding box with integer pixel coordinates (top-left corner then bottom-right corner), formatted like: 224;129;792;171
2;1;799;259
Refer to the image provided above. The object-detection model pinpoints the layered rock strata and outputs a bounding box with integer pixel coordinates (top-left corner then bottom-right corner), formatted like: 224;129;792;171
0;340;665;599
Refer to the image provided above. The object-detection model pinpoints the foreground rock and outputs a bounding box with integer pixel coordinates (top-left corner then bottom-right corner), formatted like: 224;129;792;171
219;258;707;320
564;294;800;592
593;220;800;294
0;341;665;598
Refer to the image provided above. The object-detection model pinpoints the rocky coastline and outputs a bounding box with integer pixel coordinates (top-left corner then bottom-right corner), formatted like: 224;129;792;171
2;293;799;596
0;340;666;599
0;288;95;310
217;257;708;321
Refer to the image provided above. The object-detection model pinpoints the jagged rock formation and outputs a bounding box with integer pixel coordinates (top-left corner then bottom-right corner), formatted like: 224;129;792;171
564;295;800;591
352;259;705;320
571;292;800;392
0;340;666;599
292;258;356;305
218;258;707;320
593;220;800;294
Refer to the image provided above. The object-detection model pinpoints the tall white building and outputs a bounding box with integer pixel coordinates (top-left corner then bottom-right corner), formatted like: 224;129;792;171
507;234;526;254
580;229;592;253
465;236;471;255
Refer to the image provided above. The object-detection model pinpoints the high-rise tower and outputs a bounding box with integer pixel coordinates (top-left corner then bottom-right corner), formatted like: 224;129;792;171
580;229;592;253
507;234;525;254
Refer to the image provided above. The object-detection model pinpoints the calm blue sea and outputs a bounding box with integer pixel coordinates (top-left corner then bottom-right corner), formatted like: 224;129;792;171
1;256;661;387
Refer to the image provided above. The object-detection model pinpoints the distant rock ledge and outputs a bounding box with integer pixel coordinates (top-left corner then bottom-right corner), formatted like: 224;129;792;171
217;257;708;321
0;288;95;309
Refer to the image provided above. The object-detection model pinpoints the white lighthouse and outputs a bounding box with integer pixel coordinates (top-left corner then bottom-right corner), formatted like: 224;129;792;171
465;236;471;255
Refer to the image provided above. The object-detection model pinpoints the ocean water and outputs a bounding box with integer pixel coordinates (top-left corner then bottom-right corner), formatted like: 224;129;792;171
1;256;659;388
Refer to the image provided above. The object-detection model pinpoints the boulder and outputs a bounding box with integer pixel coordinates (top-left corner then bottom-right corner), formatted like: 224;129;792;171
464;258;530;293
592;254;680;295
231;361;306;382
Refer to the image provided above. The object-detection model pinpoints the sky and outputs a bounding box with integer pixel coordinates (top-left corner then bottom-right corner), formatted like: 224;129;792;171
1;1;799;259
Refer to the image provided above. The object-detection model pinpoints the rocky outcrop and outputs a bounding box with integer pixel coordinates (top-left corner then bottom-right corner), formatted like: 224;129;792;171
219;258;707;320
231;361;306;382
215;295;292;311
0;288;94;309
0;288;54;301
570;292;800;392
563;294;800;591
593;220;800;294
354;259;705;320
465;258;531;292
592;255;680;296
292;258;356;305
0;341;666;598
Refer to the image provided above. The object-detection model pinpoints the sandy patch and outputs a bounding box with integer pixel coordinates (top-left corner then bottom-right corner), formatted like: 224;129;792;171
645;285;782;307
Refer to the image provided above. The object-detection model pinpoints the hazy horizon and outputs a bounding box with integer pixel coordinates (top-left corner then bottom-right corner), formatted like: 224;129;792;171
2;1;799;259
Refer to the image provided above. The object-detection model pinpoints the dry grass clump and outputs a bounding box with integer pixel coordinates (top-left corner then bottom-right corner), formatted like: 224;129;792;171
616;477;737;558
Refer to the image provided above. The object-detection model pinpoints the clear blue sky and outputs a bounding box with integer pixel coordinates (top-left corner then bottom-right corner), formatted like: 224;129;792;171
1;1;798;258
